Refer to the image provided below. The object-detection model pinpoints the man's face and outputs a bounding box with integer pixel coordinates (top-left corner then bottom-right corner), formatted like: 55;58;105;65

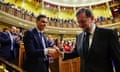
16;29;20;34
48;35;52;40
77;13;94;32
36;18;48;31
11;26;16;33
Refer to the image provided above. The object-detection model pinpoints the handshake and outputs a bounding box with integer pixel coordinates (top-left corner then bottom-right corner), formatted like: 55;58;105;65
47;46;62;59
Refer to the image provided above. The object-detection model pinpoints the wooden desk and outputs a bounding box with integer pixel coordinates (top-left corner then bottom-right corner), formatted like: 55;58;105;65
59;57;80;72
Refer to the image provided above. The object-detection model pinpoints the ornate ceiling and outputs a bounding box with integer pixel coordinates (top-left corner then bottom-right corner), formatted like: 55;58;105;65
44;0;111;7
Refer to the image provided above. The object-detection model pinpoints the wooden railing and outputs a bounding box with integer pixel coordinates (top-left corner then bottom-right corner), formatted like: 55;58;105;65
0;57;25;72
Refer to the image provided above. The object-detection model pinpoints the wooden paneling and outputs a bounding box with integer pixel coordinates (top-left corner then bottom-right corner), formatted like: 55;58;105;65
18;43;25;68
59;56;80;72
72;58;80;72
63;24;67;28
68;24;72;28
59;59;72;72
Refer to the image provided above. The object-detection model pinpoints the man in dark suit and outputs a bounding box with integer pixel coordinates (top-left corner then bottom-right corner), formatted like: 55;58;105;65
23;14;59;72
62;8;120;72
0;30;19;71
0;32;13;62
0;31;18;63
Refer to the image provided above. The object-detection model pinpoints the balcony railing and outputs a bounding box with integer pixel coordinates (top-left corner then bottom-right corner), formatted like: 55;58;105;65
0;3;120;28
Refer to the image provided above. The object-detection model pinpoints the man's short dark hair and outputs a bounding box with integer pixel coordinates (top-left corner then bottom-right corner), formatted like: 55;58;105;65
3;27;9;32
36;14;47;21
76;8;93;17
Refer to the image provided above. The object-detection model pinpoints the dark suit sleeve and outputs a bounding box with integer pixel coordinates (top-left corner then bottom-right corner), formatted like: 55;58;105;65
63;35;79;60
0;32;10;43
23;31;45;58
15;40;20;49
63;47;79;60
110;30;120;72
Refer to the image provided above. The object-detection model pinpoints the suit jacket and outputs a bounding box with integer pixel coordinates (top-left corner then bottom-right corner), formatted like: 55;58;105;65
64;27;120;72
0;32;17;63
23;28;49;72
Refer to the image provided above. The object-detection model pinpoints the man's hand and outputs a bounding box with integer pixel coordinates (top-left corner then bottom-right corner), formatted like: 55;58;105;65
48;47;61;59
48;48;59;59
48;48;57;55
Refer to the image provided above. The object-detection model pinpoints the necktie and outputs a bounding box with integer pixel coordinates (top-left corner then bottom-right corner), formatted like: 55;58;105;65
40;32;46;49
39;32;48;61
9;33;14;51
83;32;90;59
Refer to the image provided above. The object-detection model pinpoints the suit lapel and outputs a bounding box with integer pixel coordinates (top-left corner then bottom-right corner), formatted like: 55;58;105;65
32;28;42;47
77;32;85;58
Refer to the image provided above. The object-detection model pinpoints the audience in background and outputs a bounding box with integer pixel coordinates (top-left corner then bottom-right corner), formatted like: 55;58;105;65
63;40;72;52
2;1;119;25
47;35;54;47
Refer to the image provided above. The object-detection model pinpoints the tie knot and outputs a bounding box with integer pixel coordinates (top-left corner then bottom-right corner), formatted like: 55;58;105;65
39;32;43;35
85;32;90;36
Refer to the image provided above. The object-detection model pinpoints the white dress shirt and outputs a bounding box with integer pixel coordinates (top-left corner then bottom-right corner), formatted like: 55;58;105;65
36;28;48;56
8;32;14;51
84;24;96;48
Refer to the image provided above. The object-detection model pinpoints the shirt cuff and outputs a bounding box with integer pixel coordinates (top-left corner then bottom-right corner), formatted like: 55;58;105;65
44;48;48;55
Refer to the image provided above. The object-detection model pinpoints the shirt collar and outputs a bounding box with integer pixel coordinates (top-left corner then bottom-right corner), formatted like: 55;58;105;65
84;24;96;35
90;24;96;35
36;27;44;33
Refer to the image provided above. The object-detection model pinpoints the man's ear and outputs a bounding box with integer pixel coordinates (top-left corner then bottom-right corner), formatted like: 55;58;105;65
91;16;95;23
91;16;94;21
